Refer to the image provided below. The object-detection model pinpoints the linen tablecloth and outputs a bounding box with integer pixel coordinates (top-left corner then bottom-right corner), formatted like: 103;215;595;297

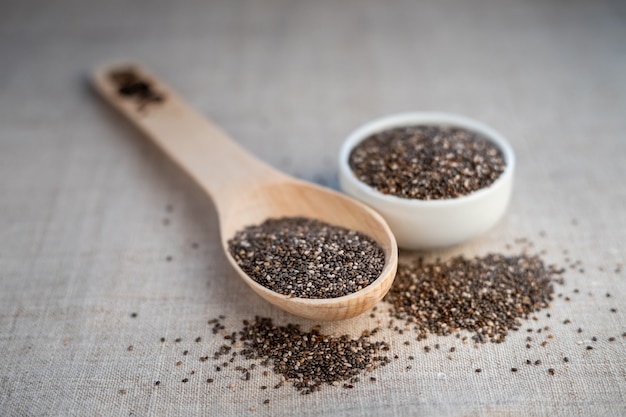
1;0;625;415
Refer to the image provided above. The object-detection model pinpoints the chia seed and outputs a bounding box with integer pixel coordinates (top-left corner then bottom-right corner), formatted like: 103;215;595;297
110;68;165;111
385;253;557;342
213;316;389;394
348;125;506;200
228;217;385;299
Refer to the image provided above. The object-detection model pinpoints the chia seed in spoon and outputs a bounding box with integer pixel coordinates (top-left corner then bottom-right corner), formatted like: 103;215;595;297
228;217;385;299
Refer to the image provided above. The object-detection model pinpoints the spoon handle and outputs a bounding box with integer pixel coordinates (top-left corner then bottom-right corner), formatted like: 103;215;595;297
92;62;285;214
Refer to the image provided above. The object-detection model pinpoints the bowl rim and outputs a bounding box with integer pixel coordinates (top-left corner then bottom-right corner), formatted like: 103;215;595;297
339;111;515;208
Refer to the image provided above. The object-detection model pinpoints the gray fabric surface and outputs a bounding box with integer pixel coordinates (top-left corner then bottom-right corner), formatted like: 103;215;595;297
1;0;625;415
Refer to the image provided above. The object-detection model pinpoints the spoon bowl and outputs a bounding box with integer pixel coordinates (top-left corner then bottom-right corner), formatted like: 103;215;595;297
92;62;398;321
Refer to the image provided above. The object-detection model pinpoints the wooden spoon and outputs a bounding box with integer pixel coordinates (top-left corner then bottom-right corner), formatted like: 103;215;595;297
92;62;398;321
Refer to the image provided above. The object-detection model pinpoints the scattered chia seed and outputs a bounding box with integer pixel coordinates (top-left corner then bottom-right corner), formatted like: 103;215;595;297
385;253;558;343
182;378;188;383
348;125;506;200
228;217;385;299
203;316;390;394
511;368;518;372
548;368;555;375
563;357;569;362
155;381;160;386
127;345;133;351
130;312;138;318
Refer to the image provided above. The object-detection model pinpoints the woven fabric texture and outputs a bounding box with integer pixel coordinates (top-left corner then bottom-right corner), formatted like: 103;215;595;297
1;0;625;415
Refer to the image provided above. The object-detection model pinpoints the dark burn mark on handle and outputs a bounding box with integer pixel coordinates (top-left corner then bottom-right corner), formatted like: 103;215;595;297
110;68;165;111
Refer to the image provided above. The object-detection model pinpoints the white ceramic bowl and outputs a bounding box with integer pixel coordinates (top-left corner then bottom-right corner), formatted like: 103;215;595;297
339;112;515;250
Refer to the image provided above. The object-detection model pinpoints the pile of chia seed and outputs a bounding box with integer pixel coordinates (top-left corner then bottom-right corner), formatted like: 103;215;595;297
385;253;562;343
234;317;389;394
349;125;506;200
227;217;385;299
